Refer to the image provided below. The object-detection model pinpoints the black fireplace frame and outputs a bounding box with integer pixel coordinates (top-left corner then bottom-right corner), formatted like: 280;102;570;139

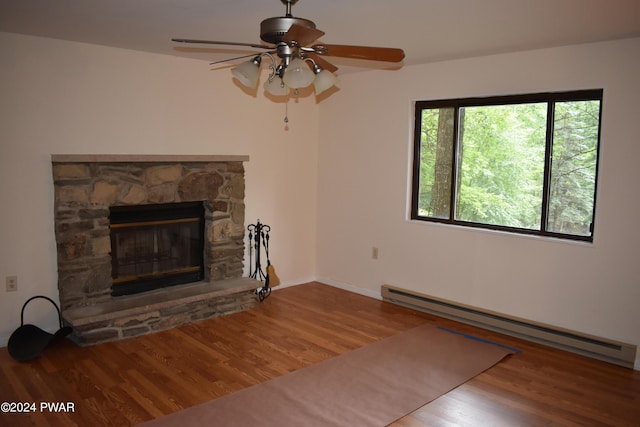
109;201;205;296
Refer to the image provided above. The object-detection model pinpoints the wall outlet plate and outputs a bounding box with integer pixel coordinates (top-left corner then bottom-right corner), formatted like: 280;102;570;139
6;276;17;292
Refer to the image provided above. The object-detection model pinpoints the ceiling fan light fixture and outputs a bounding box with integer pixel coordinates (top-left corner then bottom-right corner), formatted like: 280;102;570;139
231;56;262;89
264;76;288;96
313;68;337;95
282;57;315;89
173;1;406;101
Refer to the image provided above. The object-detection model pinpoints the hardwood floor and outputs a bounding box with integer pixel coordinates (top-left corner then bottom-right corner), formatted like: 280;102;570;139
1;282;639;426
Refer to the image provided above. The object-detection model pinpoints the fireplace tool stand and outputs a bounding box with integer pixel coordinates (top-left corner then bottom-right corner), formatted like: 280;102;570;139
248;220;278;301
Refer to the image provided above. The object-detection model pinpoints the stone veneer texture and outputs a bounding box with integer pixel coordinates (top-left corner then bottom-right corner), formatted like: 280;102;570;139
51;156;248;312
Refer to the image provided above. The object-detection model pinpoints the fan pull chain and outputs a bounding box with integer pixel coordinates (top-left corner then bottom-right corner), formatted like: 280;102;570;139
284;96;289;123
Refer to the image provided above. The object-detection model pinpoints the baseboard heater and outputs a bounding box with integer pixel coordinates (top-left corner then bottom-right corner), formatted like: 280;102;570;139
381;284;636;369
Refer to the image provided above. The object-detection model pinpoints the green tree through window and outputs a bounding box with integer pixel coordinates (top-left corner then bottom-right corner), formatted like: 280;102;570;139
411;90;602;241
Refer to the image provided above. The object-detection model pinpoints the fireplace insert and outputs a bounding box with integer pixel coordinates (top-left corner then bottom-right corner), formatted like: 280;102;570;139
109;201;205;296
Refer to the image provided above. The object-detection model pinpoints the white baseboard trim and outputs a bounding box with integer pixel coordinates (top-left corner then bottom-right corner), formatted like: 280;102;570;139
269;276;381;301
313;277;382;300
269;276;315;290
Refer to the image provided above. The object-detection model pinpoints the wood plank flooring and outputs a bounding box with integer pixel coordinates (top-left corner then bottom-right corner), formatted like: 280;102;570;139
1;282;639;426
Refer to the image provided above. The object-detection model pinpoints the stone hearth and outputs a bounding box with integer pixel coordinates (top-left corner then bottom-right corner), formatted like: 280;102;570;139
51;155;259;345
64;278;258;345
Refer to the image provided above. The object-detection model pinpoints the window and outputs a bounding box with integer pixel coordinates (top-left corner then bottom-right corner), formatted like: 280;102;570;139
411;90;602;241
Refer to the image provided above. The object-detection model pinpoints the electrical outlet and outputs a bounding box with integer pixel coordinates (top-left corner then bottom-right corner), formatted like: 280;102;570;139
6;276;17;292
372;247;379;260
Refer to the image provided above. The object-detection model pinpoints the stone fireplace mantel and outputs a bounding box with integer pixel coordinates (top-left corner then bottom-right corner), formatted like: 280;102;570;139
51;154;258;345
51;154;249;163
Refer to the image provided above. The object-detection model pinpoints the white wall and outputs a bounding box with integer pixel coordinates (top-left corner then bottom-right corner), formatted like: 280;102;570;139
3;31;639;370
0;32;318;343
316;37;640;369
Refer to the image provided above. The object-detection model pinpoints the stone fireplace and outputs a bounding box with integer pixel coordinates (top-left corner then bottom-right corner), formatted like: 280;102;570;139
51;155;259;345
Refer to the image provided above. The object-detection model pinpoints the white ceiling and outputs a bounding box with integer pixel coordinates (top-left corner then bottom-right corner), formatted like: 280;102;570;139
1;0;640;74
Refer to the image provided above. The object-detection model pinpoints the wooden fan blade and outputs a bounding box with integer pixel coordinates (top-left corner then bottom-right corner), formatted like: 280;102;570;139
313;44;405;62
172;38;272;50
304;52;338;73
209;51;276;66
282;24;325;47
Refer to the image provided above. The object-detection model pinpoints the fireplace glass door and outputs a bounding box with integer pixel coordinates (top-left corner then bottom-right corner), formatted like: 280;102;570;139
110;202;205;296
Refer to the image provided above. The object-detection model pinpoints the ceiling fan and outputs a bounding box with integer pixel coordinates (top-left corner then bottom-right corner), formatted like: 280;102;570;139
172;0;405;97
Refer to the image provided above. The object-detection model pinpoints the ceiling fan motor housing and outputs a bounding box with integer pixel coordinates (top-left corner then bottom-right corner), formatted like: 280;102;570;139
260;16;316;44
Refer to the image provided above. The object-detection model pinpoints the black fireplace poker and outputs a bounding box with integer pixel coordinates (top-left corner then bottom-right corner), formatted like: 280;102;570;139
247;219;273;301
